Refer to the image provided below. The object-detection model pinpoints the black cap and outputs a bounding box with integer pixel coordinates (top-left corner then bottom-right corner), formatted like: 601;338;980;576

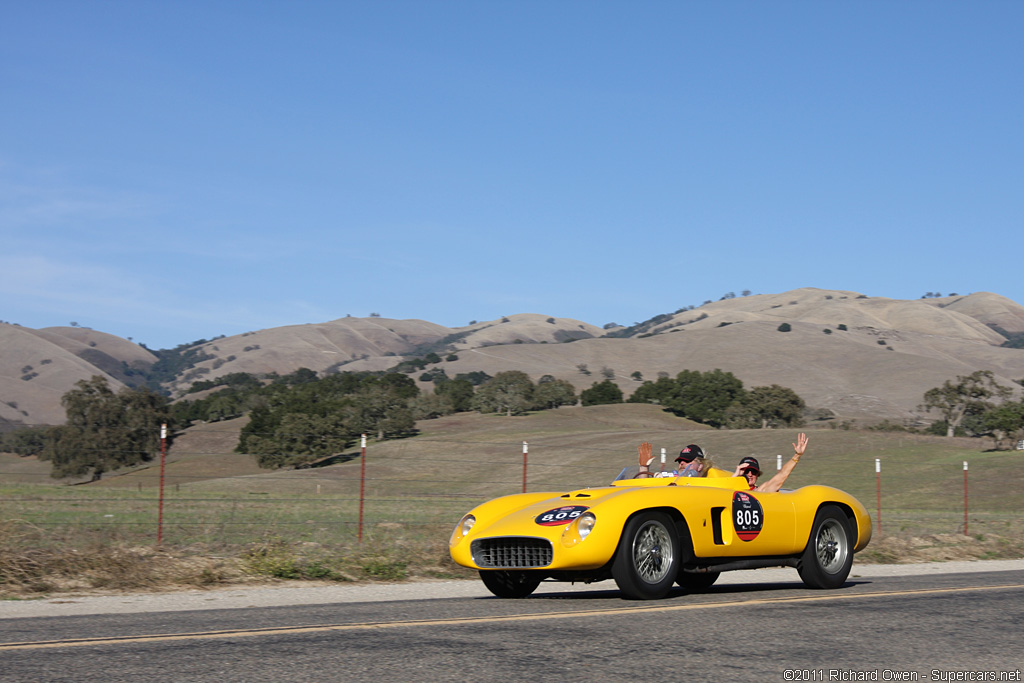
676;444;704;463
738;456;761;476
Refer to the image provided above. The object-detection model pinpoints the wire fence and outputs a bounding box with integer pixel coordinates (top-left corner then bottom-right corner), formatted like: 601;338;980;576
2;430;1019;551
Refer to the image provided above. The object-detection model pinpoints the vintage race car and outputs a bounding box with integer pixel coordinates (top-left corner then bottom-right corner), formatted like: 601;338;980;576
449;465;872;600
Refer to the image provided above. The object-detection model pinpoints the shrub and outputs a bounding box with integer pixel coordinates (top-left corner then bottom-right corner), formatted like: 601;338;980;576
777;323;792;332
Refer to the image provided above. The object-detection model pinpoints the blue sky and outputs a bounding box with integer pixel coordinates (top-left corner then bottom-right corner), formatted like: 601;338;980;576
2;1;1022;349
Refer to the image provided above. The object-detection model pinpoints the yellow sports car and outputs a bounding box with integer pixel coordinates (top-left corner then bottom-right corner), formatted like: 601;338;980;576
449;466;872;599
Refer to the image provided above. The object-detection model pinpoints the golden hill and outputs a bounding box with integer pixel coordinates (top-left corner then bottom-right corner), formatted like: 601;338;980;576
3;288;1024;427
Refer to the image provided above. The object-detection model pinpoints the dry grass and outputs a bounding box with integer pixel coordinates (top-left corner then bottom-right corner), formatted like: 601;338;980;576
0;520;242;595
0;519;472;598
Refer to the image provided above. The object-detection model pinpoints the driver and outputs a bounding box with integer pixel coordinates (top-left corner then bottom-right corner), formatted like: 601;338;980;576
636;442;707;478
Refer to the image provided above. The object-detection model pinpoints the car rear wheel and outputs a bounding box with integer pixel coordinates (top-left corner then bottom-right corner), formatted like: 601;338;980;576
676;571;719;592
798;505;853;589
479;570;542;598
612;511;679;600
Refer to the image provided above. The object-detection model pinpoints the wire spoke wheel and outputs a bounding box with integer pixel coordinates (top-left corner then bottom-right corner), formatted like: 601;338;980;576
815;518;848;573
613;511;679;599
798;505;854;589
633;520;674;583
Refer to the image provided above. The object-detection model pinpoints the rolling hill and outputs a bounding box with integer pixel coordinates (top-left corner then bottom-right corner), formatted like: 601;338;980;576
3;288;1024;428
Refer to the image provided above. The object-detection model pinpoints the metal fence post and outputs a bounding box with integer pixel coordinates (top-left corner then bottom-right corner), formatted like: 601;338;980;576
963;461;969;536
358;433;367;542
522;441;528;493
157;423;167;546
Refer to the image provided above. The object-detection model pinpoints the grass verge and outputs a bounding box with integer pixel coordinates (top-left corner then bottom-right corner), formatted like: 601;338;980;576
0;519;474;598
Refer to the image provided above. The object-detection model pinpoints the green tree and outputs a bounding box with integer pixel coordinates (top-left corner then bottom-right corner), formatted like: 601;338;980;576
454;371;492;386
534;376;577;409
980;400;1024;449
580;380;623;406
921;370;1012;437
204;393;242;422
726;385;806;429
472;371;536;416
1;425;50;456
410;392;455;420
246;413;352;469
40;376;173;480
627;376;678;405
434;378;475;412
663;369;745;428
346;385;416;440
279;367;319;385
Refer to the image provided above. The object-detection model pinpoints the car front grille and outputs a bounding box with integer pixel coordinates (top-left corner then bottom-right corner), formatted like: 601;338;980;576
472;537;553;568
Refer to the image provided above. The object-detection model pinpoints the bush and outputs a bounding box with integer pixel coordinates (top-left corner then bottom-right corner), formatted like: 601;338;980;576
580;380;623;406
777;323;792;332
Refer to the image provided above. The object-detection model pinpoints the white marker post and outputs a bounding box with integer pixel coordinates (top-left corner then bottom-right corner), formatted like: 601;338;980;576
157;423;167;546
776;454;782;471
522;441;529;493
875;458;882;534
358;433;367;543
660;448;666;473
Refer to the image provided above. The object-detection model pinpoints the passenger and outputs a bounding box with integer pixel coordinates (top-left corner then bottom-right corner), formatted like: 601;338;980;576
734;433;809;493
636;442;707;479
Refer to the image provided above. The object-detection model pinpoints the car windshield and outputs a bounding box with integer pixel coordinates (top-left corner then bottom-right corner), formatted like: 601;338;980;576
613;465;641;482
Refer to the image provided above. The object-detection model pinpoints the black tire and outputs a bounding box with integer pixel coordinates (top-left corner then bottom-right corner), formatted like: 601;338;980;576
676;571;719;592
479;570;542;598
612;511;680;600
798;505;854;589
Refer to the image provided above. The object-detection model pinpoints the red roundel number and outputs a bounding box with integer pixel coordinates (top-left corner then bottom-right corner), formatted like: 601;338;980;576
732;491;764;541
535;506;589;526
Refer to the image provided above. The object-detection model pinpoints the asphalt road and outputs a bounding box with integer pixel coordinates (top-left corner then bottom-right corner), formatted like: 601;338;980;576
2;567;1023;683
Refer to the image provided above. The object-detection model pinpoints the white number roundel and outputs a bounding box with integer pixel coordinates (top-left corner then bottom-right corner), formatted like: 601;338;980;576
732;491;764;541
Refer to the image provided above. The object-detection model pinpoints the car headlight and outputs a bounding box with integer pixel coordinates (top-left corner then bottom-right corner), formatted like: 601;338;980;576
576;512;596;539
450;514;476;544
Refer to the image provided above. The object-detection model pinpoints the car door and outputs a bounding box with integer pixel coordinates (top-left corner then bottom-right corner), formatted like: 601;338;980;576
685;486;799;559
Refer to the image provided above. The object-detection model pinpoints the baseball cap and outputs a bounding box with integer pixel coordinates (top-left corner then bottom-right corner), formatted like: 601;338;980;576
676;444;704;463
738;456;761;476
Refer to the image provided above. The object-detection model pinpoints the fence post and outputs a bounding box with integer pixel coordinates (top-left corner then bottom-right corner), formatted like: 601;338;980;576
358;433;367;543
157;423;167;546
875;458;882;535
660;447;666;474
963;461;969;536
522;441;529;493
776;454;782;471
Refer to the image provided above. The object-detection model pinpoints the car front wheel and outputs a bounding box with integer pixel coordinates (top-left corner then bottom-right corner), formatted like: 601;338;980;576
798;505;853;589
612;511;680;600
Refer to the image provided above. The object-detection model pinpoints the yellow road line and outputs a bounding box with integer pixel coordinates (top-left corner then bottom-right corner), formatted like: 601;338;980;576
3;583;1022;651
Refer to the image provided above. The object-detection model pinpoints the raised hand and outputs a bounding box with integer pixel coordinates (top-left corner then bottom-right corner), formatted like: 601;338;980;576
637;441;654;467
